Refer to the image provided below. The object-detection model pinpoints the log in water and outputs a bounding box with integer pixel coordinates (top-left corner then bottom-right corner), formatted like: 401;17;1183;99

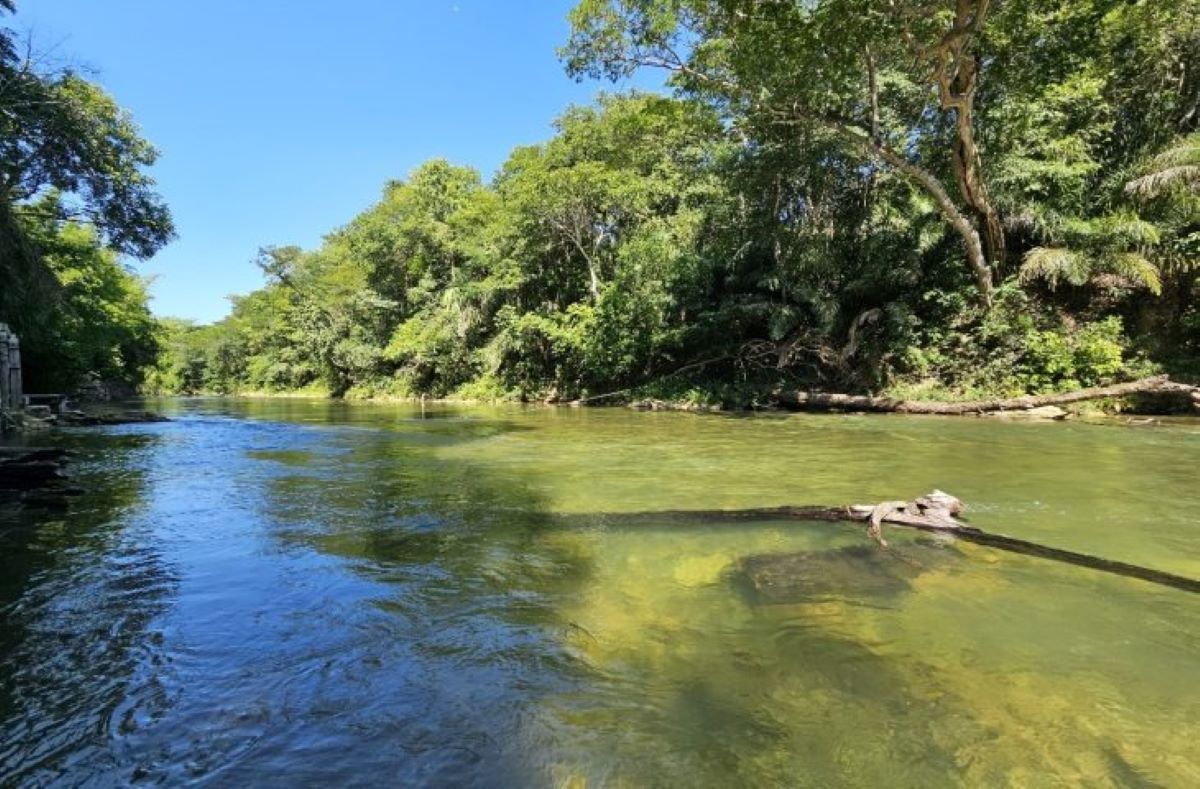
586;493;1200;594
775;375;1200;414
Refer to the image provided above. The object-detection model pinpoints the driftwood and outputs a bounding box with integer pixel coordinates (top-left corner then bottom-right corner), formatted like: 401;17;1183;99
775;375;1200;415
593;491;1200;595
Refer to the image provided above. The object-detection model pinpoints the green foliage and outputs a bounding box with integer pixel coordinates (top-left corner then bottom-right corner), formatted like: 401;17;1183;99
1125;135;1200;202
0;4;173;394
896;285;1153;398
13;198;160;391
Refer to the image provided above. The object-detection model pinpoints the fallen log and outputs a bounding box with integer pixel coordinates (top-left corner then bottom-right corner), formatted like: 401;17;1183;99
0;447;70;461
775;375;1199;415
588;491;1200;595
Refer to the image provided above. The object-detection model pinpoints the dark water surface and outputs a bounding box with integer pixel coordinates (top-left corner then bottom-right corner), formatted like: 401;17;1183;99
2;399;1198;786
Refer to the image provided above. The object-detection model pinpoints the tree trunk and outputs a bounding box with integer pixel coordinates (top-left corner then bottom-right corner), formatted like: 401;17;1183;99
935;0;1006;271
856;47;994;304
829;119;993;304
948;58;1006;269
870;140;994;303
775;375;1199;414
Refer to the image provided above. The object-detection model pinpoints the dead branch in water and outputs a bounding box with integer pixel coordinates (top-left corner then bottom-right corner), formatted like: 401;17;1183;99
590;491;1200;594
774;375;1200;415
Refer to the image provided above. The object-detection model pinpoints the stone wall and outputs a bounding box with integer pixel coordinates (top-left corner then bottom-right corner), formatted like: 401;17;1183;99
0;323;21;411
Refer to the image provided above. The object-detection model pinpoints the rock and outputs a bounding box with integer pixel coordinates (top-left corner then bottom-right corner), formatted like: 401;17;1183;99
1028;405;1070;419
0;447;78;508
627;398;721;412
739;540;963;605
673;552;735;587
59;410;169;426
988;405;1069;420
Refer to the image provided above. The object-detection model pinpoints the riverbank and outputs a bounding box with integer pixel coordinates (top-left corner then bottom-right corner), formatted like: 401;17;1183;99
147;376;1200;418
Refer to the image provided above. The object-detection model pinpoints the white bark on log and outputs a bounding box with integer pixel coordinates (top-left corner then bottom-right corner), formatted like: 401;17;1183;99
777;375;1198;415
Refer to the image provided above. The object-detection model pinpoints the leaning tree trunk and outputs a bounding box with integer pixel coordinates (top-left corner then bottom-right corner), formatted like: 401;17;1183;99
947;57;1006;269
867;138;994;304
855;44;994;305
933;0;1006;271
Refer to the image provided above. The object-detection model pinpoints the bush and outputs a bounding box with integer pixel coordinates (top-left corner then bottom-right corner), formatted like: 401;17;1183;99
893;283;1153;398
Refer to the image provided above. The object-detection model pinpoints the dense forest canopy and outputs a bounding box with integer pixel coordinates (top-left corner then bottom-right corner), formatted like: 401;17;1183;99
1;1;1196;405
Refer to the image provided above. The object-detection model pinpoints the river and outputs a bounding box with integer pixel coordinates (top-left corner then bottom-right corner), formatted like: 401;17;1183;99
2;399;1198;786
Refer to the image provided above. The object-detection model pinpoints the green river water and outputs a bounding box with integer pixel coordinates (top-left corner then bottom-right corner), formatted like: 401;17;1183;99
1;399;1198;786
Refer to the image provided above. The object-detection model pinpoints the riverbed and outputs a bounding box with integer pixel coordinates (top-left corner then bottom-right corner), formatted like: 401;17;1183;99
2;399;1198;786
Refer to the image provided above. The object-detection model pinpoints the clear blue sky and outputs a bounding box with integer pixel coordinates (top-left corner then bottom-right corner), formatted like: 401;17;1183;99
17;1;659;323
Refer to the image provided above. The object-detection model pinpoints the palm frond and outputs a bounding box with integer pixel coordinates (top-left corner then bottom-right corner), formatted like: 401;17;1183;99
1145;134;1200;169
1125;134;1200;199
1125;165;1200;199
1095;212;1161;246
1019;247;1091;289
1103;252;1162;295
1150;230;1200;275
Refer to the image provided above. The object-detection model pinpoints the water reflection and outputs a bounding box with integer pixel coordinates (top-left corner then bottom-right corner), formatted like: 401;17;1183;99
0;431;177;784
244;420;597;784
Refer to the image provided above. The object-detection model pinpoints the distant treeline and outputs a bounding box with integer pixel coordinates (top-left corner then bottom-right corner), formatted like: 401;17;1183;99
3;2;1197;405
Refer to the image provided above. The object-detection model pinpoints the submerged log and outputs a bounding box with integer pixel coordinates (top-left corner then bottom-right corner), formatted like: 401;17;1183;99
775;375;1199;415
0;460;67;488
593;491;1200;595
0;447;70;461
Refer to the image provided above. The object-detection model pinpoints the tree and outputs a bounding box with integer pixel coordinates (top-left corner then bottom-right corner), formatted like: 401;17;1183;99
18;195;159;391
0;14;173;256
562;0;1002;303
146;2;1198;403
0;2;173;390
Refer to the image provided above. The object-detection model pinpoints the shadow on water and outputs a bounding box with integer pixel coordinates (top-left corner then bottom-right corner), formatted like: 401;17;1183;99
233;427;603;785
0;430;179;784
